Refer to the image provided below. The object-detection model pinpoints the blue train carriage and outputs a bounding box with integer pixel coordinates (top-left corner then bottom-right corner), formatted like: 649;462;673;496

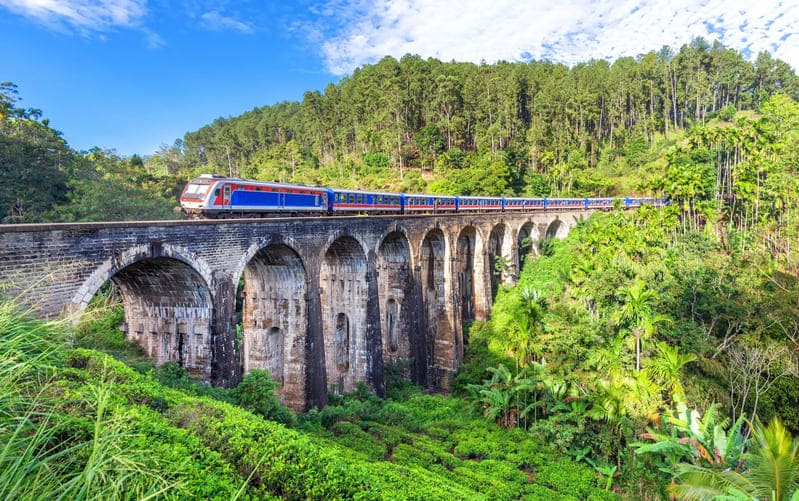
621;197;642;209
402;193;456;213
457;195;503;212
545;198;586;210
503;197;546;211
585;197;616;210
180;175;329;217
330;188;402;214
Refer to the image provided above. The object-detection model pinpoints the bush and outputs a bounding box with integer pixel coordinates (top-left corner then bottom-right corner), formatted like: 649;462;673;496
535;459;604;499
233;369;294;425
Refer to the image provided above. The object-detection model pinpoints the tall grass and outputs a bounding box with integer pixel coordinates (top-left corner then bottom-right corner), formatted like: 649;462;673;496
0;301;180;500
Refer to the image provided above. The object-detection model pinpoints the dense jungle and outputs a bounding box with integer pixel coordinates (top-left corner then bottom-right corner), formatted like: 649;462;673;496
3;39;799;499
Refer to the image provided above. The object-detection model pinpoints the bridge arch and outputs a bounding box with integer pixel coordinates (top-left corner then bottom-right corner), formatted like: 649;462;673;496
232;235;305;293
517;220;541;269
454;225;478;324
376;231;412;359
320;235;370;395
72;243;215;379
486;223;513;298
418;228;454;388
546;218;570;239
72;242;214;315
236;240;308;411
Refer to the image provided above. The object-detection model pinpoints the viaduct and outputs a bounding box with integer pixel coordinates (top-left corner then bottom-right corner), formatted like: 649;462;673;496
0;210;590;411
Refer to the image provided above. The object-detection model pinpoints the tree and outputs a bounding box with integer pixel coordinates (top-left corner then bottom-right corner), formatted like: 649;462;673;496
614;280;670;371
727;341;796;426
646;342;698;403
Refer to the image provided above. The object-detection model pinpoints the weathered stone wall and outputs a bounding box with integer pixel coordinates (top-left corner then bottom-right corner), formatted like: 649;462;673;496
114;257;213;378
0;210;592;411
240;244;307;411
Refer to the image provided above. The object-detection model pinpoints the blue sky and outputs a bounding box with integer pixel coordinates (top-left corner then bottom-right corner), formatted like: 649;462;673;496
2;0;797;157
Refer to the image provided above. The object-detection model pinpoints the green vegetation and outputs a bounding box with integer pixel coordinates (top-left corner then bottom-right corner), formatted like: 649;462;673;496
460;199;799;497
4;38;799;499
2;39;798;222
1;301;616;499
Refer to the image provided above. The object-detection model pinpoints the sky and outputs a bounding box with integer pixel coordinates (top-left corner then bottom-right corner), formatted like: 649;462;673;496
1;0;798;157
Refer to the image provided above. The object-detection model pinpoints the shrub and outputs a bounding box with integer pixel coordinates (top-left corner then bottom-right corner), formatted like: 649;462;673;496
535;459;604;499
233;369;294;425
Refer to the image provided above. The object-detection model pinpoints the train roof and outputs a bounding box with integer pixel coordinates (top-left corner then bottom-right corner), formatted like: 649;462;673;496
331;187;400;196
188;176;329;192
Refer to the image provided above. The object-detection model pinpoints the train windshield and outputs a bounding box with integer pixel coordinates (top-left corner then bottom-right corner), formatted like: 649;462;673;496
182;183;210;199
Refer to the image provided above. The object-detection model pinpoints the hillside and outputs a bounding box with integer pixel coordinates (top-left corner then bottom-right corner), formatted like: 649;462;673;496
2;40;798;222
1;302;614;500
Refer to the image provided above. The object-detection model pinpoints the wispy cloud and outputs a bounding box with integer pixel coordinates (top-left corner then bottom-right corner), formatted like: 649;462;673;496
0;0;147;31
199;10;253;33
312;0;799;75
142;27;164;48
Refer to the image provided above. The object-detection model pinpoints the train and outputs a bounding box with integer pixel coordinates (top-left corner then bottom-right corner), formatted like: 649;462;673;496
179;174;667;219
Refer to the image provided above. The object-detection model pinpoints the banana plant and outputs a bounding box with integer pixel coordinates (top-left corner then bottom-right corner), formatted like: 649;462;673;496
634;402;748;479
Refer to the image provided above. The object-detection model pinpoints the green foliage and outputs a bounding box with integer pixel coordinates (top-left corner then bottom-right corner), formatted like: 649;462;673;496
73;287;152;373
6;41;799;222
0;82;69;222
0;303;242;500
668;417;799;501
52;148;181;222
469;205;799;494
169;42;797;203
152;362;236;404
635;402;748;477
0;305;614;501
232;369;295;425
535;459;606;498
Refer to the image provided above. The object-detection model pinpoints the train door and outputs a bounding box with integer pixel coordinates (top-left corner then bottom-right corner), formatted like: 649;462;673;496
223;184;231;207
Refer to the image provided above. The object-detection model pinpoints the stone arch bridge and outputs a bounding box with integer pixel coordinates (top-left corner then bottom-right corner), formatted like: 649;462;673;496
0;210;590;411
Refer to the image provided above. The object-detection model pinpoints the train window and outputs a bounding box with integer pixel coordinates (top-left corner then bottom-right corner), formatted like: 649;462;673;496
348;194;353;203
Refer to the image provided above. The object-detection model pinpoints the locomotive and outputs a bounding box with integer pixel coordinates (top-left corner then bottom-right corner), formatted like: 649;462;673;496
179;174;666;219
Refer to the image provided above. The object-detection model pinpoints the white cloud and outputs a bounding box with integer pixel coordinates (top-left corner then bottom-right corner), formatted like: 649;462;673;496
143;27;164;48
200;10;253;33
0;0;146;30
315;0;799;75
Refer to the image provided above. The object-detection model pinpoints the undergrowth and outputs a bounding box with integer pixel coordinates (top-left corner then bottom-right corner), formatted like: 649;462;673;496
1;299;615;499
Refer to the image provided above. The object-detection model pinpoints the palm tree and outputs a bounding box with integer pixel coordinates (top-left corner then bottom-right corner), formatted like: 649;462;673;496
615;280;670;371
506;288;546;369
646;342;698;403
588;378;630;469
587;335;631;380
670;417;799;501
470;364;515;428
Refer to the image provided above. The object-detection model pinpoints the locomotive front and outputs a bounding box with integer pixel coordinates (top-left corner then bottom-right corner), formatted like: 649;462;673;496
179;174;220;218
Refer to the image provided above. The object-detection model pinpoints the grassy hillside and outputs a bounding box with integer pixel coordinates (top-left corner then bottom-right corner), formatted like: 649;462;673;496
1;300;615;500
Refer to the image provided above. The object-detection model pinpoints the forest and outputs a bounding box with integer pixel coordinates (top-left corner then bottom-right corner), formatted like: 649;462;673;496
3;38;799;499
